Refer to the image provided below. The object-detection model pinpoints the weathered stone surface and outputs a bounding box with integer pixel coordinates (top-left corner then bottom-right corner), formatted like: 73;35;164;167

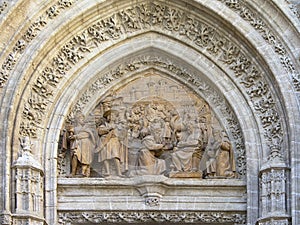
0;0;299;225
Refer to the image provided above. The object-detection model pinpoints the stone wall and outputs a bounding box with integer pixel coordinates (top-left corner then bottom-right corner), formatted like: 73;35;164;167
0;0;299;224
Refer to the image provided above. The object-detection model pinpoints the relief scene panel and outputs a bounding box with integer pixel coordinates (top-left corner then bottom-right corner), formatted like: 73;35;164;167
58;73;238;179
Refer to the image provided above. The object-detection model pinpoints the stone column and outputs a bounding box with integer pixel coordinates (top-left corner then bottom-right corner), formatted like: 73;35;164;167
258;147;290;225
11;137;45;224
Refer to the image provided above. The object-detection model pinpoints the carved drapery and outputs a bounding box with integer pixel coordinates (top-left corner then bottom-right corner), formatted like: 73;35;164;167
13;1;290;224
0;0;297;224
15;2;286;168
57;57;246;178
57;71;240;179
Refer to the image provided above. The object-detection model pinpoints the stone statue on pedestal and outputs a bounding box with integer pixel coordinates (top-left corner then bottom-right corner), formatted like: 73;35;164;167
69;113;96;177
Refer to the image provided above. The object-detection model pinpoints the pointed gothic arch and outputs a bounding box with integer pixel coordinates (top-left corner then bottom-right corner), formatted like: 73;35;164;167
0;0;299;225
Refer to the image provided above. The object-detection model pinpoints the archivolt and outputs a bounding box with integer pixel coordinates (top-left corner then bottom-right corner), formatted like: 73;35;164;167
1;0;298;224
12;1;287;163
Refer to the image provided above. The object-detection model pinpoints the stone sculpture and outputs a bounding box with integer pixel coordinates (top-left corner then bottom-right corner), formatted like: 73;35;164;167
215;132;236;178
69;113;96;177
135;119;167;175
58;76;237;179
205;130;236;178
96;109;128;177
170;128;198;172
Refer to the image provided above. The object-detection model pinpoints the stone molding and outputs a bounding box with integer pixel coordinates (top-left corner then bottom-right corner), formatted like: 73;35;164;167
0;0;298;95
217;0;300;95
57;211;246;224
56;178;246;224
285;0;300;20
16;1;285;164
0;0;76;87
0;1;298;224
57;177;246;213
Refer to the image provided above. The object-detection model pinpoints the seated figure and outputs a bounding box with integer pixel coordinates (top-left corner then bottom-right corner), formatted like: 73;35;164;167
205;131;236;178
169;125;203;178
216;133;236;178
170;129;198;172
135;120;166;175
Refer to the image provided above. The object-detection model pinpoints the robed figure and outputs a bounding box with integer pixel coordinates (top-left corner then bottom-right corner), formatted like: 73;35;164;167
96;110;128;177
69;113;96;177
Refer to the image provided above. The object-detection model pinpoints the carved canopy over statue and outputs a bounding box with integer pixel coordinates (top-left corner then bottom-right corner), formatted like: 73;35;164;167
58;74;237;179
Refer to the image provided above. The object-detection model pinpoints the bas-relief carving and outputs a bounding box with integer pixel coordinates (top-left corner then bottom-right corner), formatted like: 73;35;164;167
57;211;246;225
58;74;237;179
68;56;246;177
205;131;236;178
14;2;285;169
69;113;96;177
96;108;128;177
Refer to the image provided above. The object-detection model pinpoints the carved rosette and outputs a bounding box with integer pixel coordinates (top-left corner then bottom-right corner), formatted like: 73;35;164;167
144;193;161;207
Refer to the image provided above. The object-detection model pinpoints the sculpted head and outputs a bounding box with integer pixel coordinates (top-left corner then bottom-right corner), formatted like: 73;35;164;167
75;113;85;126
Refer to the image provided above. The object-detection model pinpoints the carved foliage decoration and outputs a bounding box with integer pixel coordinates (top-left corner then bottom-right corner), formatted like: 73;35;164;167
217;0;300;93
285;0;300;19
62;56;246;177
18;2;283;163
57;211;246;225
0;0;75;87
1;0;298;93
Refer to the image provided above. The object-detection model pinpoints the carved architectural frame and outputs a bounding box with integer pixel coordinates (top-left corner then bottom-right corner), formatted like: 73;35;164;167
0;0;299;224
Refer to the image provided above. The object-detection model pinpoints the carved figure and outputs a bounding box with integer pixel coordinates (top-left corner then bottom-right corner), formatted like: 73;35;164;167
170;126;198;173
215;132;236;178
20;136;32;151
205;141;217;178
69;113;96;177
96;110;128;177
135;119;166;175
191;139;206;172
205;131;236;178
